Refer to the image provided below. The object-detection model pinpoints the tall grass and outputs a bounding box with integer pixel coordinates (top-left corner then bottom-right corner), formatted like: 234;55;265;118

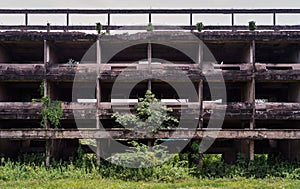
0;150;299;182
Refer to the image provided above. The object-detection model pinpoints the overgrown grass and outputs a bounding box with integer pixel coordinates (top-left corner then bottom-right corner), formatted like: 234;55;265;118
0;152;299;183
0;146;299;189
1;177;300;189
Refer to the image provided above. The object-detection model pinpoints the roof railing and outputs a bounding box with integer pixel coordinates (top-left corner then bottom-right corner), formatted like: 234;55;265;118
0;9;300;31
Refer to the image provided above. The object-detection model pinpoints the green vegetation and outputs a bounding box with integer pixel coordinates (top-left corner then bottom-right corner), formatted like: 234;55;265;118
146;23;154;32
32;82;64;128
2;177;300;189
0;151;299;188
0;140;300;188
40;96;63;128
95;22;103;34
248;21;257;31
112;90;178;132
196;22;204;32
106;141;190;181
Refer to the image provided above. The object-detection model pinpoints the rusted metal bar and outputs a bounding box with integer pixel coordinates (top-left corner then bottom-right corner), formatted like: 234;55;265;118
0;9;299;14
1;25;300;31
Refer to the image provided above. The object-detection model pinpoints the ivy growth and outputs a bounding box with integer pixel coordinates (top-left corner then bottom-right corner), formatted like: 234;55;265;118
39;82;44;96
112;90;178;133
40;96;63;128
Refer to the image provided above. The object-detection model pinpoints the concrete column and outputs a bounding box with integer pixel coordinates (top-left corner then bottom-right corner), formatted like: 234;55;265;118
44;40;52;167
249;40;256;160
249;78;255;130
147;42;152;146
198;80;203;128
249;140;255;160
198;42;203;70
148;80;152;91
234;41;256;162
45;140;51;167
96;39;102;165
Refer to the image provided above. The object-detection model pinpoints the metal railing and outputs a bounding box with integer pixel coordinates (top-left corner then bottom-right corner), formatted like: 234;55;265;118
0;9;300;31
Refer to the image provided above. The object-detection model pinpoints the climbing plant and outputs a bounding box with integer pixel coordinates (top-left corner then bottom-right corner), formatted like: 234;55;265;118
40;96;63;129
32;82;63;128
112;90;178;133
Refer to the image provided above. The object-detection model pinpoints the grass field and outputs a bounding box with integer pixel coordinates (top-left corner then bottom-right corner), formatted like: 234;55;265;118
0;151;299;188
1;178;300;189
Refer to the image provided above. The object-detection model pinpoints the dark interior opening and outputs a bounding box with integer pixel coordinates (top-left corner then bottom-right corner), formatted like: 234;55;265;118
52;41;96;64
256;42;300;63
204;42;250;64
0;41;44;64
0;82;42;102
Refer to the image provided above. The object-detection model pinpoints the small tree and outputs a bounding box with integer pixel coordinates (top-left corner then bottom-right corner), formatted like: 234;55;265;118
146;23;154;32
95;22;102;34
196;22;204;32
112;90;178;133
248;21;257;31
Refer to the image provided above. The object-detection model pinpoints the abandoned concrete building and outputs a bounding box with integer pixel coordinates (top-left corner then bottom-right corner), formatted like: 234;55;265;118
0;9;300;164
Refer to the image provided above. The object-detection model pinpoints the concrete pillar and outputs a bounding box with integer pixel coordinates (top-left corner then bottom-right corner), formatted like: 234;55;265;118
250;40;256;71
96;39;102;165
198;80;203;128
198;42;203;70
44;40;51;166
148;80;152;91
249;41;256;160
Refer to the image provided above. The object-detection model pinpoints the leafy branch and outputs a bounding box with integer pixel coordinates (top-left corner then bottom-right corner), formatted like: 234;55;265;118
112;90;178;133
40;96;63;128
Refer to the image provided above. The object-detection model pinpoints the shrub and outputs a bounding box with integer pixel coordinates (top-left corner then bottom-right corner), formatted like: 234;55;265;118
146;23;154;31
112;90;178;133
95;22;102;34
40;96;63;128
196;22;204;32
248;21;257;31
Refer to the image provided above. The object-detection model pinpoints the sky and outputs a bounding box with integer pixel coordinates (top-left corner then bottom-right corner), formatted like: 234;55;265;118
1;0;300;9
0;0;300;32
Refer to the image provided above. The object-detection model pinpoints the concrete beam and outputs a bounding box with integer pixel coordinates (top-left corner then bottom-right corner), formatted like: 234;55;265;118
0;129;300;139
